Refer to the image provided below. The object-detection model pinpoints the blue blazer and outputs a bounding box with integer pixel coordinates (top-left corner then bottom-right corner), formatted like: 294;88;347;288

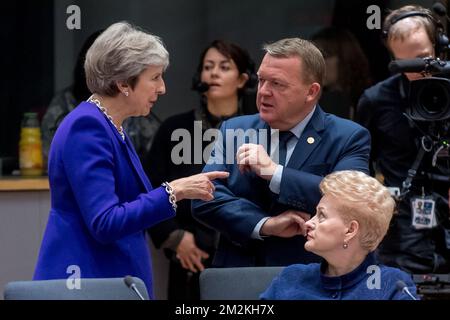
192;107;371;267
33;102;175;298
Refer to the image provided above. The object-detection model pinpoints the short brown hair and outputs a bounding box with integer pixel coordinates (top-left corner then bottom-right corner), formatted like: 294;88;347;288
263;38;325;85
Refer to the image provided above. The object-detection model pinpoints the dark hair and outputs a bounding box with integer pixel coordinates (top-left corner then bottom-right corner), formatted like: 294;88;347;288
72;30;104;102
311;27;372;108
193;39;257;96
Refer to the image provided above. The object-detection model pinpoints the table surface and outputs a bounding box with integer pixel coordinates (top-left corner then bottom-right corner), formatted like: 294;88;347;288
0;176;49;191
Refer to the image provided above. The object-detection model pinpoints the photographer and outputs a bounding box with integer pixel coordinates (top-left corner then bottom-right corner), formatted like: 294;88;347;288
356;5;450;274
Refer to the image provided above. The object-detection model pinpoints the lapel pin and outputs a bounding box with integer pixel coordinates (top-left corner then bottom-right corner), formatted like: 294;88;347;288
307;137;315;144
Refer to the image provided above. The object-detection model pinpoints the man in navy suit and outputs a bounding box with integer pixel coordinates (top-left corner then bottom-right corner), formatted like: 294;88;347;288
192;38;371;267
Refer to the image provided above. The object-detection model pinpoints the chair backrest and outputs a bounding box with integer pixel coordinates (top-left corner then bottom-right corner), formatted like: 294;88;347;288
199;267;283;300
3;277;149;300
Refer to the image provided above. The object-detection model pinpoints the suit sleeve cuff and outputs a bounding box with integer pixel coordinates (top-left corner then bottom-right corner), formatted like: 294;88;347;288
269;165;283;194
251;217;271;240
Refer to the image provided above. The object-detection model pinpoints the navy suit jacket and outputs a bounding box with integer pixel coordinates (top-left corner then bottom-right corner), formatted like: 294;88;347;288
33;102;175;298
192;107;370;267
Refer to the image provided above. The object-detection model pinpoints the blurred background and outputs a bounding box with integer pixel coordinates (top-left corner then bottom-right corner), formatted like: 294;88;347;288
0;0;438;171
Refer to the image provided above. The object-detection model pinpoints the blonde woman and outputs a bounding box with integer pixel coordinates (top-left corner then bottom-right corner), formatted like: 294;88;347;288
261;170;418;300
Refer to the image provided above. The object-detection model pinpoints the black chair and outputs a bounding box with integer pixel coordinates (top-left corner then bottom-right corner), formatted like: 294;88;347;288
3;277;148;300
199;267;283;300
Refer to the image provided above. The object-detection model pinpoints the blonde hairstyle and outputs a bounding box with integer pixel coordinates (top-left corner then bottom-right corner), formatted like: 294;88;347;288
263;38;325;85
383;5;436;51
319;170;395;252
84;21;169;96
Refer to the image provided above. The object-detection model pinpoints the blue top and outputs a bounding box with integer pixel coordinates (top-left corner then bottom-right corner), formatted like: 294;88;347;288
260;253;419;300
33;102;175;298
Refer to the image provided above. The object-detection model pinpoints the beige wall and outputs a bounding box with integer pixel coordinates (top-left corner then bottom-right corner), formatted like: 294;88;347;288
0;190;169;300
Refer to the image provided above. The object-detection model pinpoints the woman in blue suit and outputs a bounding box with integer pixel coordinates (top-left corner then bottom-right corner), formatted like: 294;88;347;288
33;22;228;298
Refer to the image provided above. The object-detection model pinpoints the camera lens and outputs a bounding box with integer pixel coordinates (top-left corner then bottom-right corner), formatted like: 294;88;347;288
410;77;450;121
419;81;449;115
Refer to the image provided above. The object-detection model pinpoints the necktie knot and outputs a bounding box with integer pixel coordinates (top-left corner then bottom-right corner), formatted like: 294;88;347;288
279;131;294;144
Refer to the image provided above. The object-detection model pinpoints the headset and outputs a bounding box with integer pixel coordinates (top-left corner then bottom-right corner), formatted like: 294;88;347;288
382;9;449;57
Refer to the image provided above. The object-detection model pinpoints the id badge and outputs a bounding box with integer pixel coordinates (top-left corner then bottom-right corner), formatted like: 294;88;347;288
411;197;437;229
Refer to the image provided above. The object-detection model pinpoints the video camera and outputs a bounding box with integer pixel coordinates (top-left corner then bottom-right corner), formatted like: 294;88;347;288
388;57;450;197
389;57;450;122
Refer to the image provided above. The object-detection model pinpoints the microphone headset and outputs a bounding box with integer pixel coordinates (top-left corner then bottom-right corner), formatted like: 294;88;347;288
191;65;258;94
381;6;449;57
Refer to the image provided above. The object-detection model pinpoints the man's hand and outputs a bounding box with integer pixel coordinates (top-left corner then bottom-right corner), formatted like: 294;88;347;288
175;231;209;273
260;210;311;238
236;143;278;180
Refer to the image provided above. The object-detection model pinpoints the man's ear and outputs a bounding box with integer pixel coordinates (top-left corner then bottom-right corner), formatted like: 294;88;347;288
306;82;321;103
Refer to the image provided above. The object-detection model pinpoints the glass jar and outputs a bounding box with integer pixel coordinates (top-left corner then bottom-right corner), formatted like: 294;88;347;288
19;112;43;176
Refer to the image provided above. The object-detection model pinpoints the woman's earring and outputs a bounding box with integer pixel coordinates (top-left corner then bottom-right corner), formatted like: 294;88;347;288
343;242;349;249
124;91;129;97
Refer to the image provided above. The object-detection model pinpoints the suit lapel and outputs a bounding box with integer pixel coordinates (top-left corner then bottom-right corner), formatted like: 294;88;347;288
91;104;152;192
287;106;325;169
122;134;152;192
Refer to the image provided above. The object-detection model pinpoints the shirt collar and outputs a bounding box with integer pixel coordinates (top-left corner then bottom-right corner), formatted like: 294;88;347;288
270;105;316;139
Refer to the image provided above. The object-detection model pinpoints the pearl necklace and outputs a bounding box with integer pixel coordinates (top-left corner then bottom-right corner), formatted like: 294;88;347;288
87;95;125;140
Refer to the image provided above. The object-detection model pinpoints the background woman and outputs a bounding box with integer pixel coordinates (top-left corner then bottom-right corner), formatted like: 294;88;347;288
311;27;372;120
145;39;256;300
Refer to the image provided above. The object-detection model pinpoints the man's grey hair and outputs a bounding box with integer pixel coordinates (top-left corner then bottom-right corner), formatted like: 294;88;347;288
263;38;325;85
85;21;169;96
